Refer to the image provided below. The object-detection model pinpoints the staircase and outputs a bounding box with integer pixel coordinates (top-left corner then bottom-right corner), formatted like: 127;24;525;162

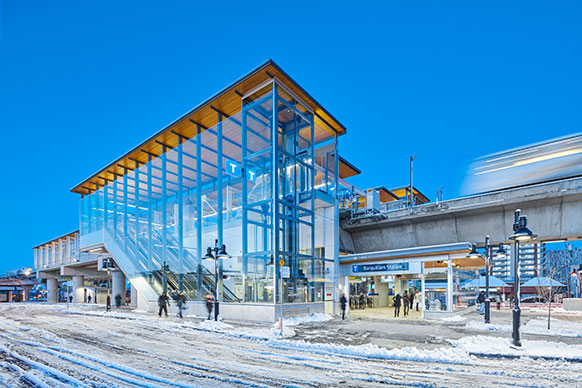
105;220;240;303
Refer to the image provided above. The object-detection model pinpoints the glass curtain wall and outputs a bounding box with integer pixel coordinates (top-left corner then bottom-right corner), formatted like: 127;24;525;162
81;80;331;305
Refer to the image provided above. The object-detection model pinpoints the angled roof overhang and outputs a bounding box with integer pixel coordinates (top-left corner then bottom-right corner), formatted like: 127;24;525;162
338;156;361;179
71;59;346;195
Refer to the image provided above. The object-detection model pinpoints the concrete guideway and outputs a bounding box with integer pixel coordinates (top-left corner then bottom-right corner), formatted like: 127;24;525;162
1;304;582;387
342;176;582;252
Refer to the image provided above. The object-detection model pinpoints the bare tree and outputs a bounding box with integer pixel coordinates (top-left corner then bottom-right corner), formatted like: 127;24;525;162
536;249;567;330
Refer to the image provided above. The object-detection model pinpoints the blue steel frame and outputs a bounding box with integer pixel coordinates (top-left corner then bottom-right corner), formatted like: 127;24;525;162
80;77;338;306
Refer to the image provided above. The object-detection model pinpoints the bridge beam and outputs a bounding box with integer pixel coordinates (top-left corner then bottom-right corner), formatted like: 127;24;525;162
343;177;582;252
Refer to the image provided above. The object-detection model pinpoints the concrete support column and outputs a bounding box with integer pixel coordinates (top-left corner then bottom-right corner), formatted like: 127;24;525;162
130;283;137;309
22;285;33;302
73;275;85;303
375;276;389;307
394;276;403;295
47;278;58;303
112;271;126;305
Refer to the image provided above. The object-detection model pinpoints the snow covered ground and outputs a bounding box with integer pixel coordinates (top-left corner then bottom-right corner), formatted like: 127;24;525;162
465;317;582;338
1;304;582;387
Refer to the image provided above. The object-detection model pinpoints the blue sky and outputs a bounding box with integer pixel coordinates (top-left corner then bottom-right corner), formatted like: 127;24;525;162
1;1;581;272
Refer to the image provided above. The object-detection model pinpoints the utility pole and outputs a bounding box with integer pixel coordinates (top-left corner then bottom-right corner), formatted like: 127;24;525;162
409;154;416;208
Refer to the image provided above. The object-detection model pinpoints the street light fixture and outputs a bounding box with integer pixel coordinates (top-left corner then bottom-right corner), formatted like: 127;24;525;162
507;209;536;347
495;243;507;258
467;244;479;259
203;239;229;321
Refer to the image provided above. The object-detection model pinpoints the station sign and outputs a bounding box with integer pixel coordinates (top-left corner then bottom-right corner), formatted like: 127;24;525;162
225;159;241;177
351;262;409;273
225;159;257;183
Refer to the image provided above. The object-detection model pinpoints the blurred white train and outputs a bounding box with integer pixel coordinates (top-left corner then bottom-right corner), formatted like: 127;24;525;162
461;133;582;195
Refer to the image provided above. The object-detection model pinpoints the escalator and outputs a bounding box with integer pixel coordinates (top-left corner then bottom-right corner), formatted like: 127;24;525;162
113;223;240;303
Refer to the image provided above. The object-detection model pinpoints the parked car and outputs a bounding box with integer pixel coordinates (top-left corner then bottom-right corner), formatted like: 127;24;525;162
520;296;547;303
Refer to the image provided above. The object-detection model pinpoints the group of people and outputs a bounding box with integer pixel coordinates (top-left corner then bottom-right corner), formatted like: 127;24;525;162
393;289;418;317
337;289;420;320
157;292;216;319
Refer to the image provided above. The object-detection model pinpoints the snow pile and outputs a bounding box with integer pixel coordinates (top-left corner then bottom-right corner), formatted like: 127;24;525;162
453;335;582;360
439;315;467;322
553;307;582;314
522;318;582;337
269;339;472;364
465;318;582;337
191;318;296;339
465;320;509;332
283;313;333;326
197;319;234;331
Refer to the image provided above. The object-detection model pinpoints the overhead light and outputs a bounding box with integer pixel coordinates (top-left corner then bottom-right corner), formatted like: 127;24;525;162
466;243;480;259
495;243;508;258
509;216;536;242
203;247;215;261
217;244;230;259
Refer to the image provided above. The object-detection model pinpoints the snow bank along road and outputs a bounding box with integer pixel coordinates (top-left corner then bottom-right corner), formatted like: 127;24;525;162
0;305;581;387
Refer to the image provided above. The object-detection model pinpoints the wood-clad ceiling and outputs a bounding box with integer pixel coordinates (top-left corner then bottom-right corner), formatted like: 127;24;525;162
71;60;346;195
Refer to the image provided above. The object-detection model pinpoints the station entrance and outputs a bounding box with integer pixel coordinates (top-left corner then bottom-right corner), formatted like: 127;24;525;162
347;274;422;319
339;242;486;319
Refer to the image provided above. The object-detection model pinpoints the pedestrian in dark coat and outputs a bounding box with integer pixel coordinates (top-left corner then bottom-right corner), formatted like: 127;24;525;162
394;293;402;317
206;294;214;320
409;290;415;310
114;293;122;308
158;292;169;317
176;292;187;319
477;291;486;315
403;291;410;316
340;294;347;320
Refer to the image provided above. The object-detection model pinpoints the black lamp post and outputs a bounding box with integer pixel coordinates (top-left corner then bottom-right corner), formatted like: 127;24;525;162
508;209;536;347
101;258;115;312
203;239;229;321
469;240;509;324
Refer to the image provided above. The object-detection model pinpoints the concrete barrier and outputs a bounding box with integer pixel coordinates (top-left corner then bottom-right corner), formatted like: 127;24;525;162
563;298;582;311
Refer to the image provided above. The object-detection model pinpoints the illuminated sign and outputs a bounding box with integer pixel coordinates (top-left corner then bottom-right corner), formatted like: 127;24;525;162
351;263;409;273
225;159;257;183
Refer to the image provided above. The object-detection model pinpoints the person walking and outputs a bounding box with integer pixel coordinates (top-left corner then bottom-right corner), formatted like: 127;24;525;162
176;292;187;319
409;289;415;311
106;294;111;312
87;295;92;304
403;291;410;316
394;293;402;317
69;295;73;303
158;292;169;317
205;294;214;320
477;291;486;315
340;293;347;320
114;293;122;308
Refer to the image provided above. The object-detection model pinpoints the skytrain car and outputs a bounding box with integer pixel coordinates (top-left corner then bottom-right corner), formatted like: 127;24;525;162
461;133;582;195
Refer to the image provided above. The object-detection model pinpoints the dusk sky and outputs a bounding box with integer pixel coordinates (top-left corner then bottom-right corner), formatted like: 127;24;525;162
1;1;581;272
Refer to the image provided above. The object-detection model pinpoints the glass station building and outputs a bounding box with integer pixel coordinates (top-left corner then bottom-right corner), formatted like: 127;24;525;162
36;60;485;320
76;60;343;319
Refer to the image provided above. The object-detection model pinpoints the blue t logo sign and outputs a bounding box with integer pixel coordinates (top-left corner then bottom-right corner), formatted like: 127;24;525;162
225;159;241;177
246;169;256;183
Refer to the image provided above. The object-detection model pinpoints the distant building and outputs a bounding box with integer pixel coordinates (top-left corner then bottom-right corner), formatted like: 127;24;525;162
491;243;540;283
